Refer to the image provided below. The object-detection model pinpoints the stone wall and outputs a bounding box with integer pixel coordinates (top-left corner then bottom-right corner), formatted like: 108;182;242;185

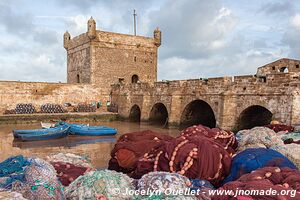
90;31;158;87
66;34;91;84
0;81;110;113
65;18;160;91
257;58;300;76
111;66;300;130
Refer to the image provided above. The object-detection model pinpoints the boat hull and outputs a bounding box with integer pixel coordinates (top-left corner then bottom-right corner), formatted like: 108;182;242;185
13;125;69;141
68;126;117;136
59;121;117;136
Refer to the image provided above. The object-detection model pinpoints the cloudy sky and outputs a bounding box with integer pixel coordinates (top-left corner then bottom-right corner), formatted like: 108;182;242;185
1;0;300;82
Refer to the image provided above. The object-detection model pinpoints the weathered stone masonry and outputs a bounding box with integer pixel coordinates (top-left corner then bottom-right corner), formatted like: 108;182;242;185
111;58;300;130
64;17;161;90
0;81;109;113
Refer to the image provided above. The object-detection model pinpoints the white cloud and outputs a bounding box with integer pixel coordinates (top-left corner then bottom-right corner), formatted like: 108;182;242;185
214;7;232;22
290;14;300;28
0;0;299;82
66;15;90;35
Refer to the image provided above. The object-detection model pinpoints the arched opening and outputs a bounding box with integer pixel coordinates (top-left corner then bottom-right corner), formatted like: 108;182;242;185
180;100;216;128
129;105;141;122
76;74;80;83
131;74;139;83
149;103;168;126
279;67;289;73
237;105;273;130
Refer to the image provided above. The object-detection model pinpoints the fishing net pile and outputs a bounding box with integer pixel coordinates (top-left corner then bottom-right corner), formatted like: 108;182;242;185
133;134;232;186
265;124;294;133
51;162;92;186
213;167;300;200
0;155;30;189
271;144;300;169
190;179;215;191
278;132;300;166
47;153;94;186
136;172;197;200
180;125;238;153
40;104;66;113
0;190;28;200
74;103;96;112
0;156;64;199
189;179;215;200
46;153;93;168
281;132;300;144
236;126;300;171
108;130;173;175
65;170;135;200
236;127;284;152
11;158;64;200
222;148;298;184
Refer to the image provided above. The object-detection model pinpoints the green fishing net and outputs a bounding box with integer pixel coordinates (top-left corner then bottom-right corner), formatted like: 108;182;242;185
236;127;284;152
65;170;135;200
136;172;197;200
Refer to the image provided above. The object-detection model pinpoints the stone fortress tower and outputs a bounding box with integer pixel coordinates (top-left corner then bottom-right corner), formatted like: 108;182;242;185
64;17;161;91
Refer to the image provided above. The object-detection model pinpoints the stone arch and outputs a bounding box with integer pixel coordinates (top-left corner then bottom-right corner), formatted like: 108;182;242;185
131;74;139;83
129;104;141;122
237;105;273;130
180;99;216;128
149;103;169;126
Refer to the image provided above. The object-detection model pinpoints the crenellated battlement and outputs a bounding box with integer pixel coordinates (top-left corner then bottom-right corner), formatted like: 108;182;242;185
113;61;300;92
64;17;161;88
64;33;90;51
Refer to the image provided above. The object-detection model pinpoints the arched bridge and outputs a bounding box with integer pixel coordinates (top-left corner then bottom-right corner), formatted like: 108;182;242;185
111;59;300;131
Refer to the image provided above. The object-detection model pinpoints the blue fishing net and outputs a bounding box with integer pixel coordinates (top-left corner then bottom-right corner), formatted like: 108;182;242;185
0;155;30;189
189;179;215;191
222;148;298;184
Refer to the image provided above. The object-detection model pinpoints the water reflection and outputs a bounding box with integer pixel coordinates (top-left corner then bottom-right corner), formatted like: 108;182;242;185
0;121;180;168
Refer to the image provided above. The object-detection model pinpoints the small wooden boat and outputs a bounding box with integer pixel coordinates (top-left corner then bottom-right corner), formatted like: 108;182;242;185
13;125;69;141
59;122;117;136
68;125;117;136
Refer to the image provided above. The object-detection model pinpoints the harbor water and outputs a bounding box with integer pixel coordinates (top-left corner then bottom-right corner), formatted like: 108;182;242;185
0;121;180;168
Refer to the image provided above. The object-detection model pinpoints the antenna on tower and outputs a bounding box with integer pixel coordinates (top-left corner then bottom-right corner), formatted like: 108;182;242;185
133;9;137;36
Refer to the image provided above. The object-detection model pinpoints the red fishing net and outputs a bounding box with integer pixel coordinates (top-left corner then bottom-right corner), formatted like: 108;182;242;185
51;162;91;186
134;135;232;186
180;124;238;153
108;130;173;174
265;124;294;133
213;167;300;200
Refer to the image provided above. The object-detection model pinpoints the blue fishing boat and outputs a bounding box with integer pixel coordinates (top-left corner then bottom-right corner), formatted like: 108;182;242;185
59;122;117;136
13;125;69;141
68;125;117;136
